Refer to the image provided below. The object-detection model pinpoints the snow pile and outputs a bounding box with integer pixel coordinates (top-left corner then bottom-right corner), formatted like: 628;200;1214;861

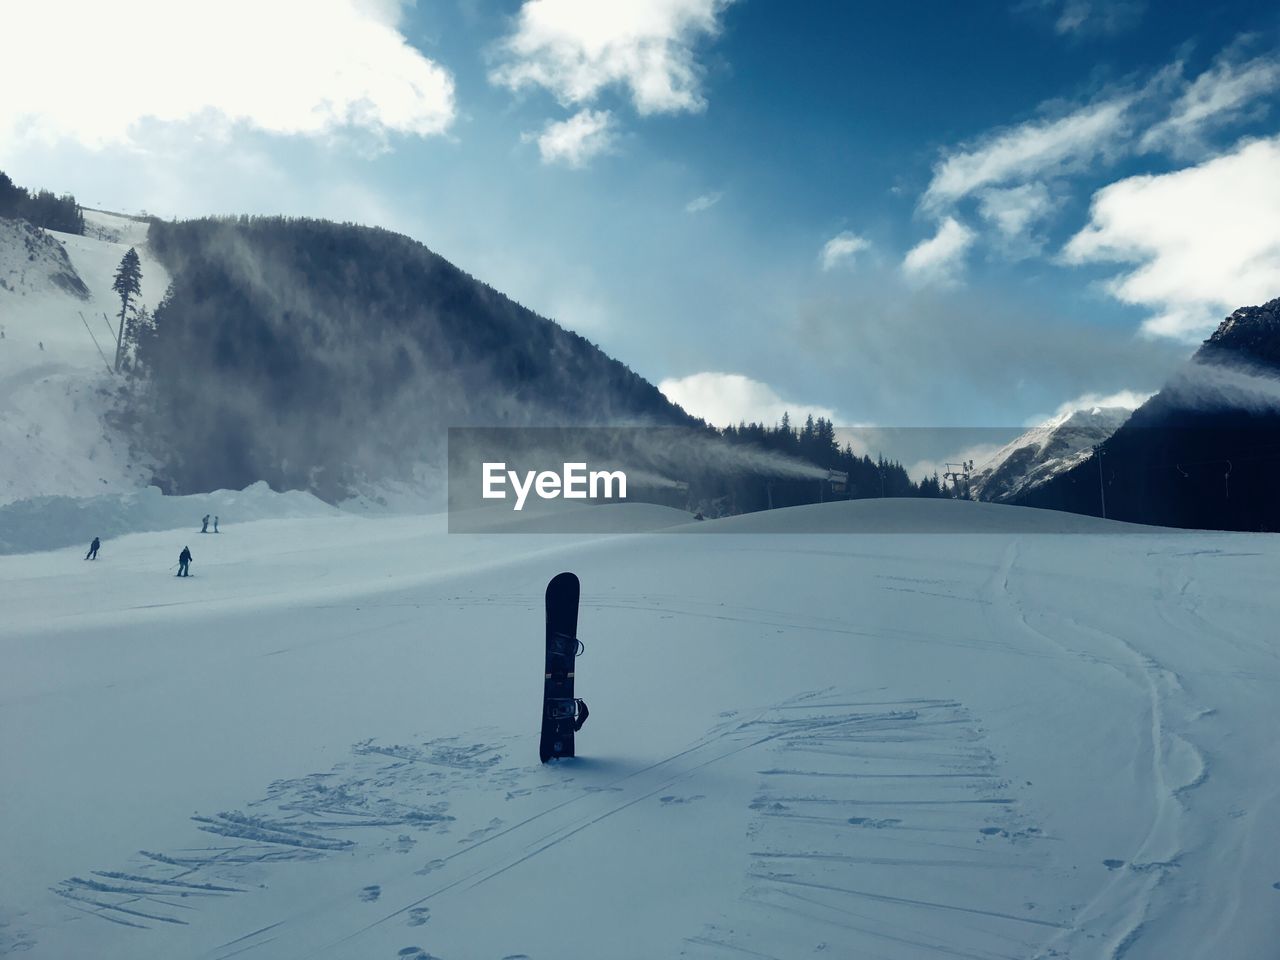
0;481;338;554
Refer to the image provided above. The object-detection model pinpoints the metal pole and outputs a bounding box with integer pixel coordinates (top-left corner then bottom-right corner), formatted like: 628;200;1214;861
1094;447;1106;520
79;312;114;373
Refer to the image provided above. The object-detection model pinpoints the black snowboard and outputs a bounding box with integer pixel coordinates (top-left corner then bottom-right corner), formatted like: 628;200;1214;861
540;572;581;763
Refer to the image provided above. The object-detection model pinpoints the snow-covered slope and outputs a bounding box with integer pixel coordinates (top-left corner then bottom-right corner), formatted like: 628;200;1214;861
0;481;341;555
0;210;168;505
0;217;89;299
2;498;1276;959
971;406;1132;502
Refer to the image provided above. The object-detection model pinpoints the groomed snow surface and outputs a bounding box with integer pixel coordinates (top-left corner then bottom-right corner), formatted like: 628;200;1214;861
2;498;1278;960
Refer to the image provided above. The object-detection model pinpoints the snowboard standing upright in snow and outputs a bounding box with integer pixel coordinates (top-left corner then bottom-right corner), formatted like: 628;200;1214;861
541;572;583;763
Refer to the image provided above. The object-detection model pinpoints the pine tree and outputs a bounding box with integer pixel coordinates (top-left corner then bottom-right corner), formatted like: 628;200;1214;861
111;248;143;372
0;172;23;217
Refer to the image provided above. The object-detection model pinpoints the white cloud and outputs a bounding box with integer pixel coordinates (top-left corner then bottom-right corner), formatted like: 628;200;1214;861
1047;389;1152;420
902;217;976;285
659;372;836;428
526;109;616;167
0;0;455;151
977;183;1055;237
1039;0;1145;36
1141;53;1280;155
1063;136;1280;341
922;97;1131;208
491;0;733;115
685;191;724;213
977;182;1059;255
820;231;871;271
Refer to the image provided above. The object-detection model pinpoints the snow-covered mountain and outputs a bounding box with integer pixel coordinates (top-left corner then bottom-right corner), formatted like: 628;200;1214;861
970;405;1131;502
0;209;168;505
1018;298;1280;530
132;216;695;501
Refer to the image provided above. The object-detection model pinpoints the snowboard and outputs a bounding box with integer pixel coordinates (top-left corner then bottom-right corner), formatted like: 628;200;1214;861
540;571;581;763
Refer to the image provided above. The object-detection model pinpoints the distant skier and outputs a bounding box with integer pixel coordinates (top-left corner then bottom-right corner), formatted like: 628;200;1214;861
200;515;209;534
573;698;589;732
177;546;192;577
213;515;220;533
84;537;100;560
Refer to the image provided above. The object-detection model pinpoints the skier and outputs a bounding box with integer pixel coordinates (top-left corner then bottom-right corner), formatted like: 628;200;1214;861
213;515;220;533
573;698;589;732
177;546;192;577
84;537;100;560
200;515;209;534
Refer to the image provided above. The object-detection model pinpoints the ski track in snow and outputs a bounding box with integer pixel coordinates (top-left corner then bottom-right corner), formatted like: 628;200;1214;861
981;541;1214;960
33;690;1059;960
6;514;1280;959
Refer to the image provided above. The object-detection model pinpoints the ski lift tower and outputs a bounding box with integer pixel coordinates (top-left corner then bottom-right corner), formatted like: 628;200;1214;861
942;460;974;500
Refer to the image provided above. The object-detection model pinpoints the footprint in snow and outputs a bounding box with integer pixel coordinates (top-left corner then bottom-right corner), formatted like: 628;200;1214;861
407;907;430;927
360;884;382;902
847;817;900;829
1103;859;1126;870
659;794;705;806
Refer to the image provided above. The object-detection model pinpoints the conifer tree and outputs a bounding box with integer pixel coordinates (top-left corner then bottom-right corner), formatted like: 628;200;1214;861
111;248;142;371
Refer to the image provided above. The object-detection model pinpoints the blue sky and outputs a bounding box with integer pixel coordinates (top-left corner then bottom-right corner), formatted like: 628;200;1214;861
3;0;1279;432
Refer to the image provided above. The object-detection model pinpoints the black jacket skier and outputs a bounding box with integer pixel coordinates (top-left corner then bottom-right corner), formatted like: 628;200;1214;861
85;537;100;560
177;546;192;577
200;515;209;533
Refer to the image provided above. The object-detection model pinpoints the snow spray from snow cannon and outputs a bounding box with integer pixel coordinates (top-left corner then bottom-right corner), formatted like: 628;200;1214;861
541;572;587;763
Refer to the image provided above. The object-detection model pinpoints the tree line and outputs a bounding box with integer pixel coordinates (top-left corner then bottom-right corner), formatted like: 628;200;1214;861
0;170;84;234
709;413;947;514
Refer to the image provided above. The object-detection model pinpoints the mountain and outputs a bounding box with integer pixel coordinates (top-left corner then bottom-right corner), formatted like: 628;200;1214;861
125;216;698;500
1015;298;1280;531
0;211;167;506
1198;297;1280;366
970;405;1131;503
0;206;926;518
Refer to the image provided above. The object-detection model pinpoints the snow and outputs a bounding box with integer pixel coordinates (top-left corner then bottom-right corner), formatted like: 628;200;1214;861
672;496;1161;533
2;498;1277;959
0;482;338;555
0;210;169;506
